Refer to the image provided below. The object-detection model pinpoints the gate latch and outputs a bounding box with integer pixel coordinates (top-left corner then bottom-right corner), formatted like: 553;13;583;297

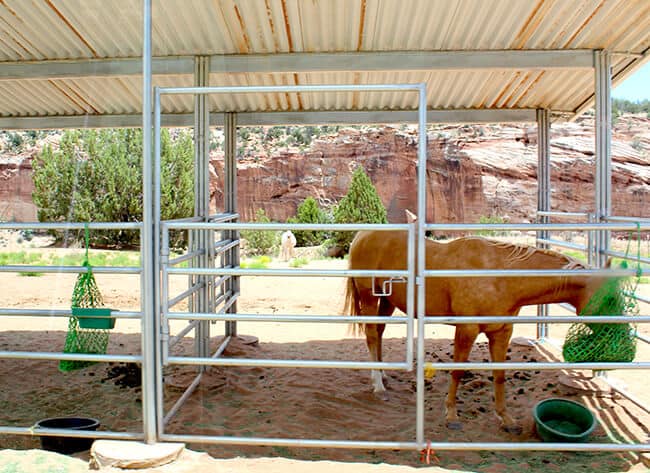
372;276;406;297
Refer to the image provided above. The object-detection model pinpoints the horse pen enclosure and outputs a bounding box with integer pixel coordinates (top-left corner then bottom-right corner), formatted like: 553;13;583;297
1;1;650;471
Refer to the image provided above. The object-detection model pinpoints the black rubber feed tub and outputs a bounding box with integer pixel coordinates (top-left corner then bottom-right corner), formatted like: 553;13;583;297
35;417;100;454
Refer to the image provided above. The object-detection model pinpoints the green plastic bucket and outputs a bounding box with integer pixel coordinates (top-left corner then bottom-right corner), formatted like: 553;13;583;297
533;398;596;443
72;307;115;330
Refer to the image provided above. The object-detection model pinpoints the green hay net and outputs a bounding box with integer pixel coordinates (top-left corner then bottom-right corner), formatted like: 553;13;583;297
59;226;111;372
562;238;641;364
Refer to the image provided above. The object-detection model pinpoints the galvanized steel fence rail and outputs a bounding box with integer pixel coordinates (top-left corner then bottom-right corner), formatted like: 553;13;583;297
0;221;146;443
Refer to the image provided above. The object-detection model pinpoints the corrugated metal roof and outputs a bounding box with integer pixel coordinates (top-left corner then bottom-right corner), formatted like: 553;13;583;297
0;0;648;124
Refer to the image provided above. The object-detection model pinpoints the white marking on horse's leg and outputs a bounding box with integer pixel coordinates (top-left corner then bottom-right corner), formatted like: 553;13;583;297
370;369;386;393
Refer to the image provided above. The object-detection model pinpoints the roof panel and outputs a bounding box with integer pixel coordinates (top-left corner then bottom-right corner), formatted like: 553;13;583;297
0;0;648;123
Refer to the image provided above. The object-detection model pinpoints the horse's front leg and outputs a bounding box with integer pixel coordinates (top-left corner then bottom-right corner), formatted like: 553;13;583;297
365;322;388;399
446;325;479;430
486;325;521;434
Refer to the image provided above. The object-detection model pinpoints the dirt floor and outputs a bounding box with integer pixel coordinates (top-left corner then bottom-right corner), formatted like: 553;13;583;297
0;241;649;472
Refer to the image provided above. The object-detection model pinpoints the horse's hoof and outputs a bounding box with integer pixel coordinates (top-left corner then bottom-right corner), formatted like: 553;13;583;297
503;424;523;435
446;421;463;431
374;391;390;401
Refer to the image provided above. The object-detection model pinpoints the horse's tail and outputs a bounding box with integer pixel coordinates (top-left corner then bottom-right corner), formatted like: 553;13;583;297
343;277;365;336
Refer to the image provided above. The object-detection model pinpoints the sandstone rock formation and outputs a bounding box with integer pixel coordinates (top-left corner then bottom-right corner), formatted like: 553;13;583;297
2;115;649;225
209;116;650;224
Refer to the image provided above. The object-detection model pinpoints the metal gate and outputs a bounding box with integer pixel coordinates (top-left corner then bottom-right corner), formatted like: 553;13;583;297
153;83;426;449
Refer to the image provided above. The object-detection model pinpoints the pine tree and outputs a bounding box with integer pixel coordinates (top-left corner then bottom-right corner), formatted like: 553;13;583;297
333;166;387;252
287;196;331;246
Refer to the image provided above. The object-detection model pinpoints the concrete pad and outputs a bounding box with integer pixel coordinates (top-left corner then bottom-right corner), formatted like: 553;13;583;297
89;441;185;470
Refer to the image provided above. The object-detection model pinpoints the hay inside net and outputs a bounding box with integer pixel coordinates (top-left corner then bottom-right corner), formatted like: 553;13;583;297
59;227;111;372
562;259;640;364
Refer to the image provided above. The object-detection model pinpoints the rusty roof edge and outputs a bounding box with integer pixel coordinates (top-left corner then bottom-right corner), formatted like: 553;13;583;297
569;47;650;122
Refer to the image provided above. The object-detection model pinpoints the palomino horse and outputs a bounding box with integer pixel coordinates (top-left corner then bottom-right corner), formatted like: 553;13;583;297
344;230;612;433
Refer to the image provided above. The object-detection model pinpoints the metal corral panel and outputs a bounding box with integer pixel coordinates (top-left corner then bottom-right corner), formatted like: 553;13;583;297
0;0;648;121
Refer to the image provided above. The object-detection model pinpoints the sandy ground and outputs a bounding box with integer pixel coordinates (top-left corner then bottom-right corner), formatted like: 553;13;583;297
0;242;649;472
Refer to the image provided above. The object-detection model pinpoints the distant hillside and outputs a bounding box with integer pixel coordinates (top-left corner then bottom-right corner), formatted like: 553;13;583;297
1;113;648;225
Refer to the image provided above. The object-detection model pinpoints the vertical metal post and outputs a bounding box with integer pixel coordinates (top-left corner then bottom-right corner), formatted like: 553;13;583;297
224;113;239;337
593;50;612;381
536;108;550;339
153;88;164;436
415;83;427;447
140;0;157;444
194;57;211;365
594;50;612;268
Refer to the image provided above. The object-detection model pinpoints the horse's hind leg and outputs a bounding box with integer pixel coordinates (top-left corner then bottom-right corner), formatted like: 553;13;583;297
363;296;393;399
365;322;387;398
486;325;522;434
446;325;479;430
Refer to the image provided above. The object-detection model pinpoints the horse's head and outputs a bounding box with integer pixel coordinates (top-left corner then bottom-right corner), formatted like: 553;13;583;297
575;259;632;316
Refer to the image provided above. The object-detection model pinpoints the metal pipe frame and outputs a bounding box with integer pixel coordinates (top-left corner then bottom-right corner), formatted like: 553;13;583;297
166;357;409;371
537;213;649;348
603;249;650;265
167;250;204;266
421;268;648;278
167;283;205;309
151;82;649;455
421;222;650;232
537;211;591;219
209;212;239;223
157;434;649;453
0;218;148;442
167;313;418;324
165;222;415;231
606;216;650;223
211;336;232;359
535;238;589;253
0;265;140;274
595;50;612;268
168;320;202;348
0;308;141;319
223;112;238;338
152;83;424;450
168;267;411;278
536;108;551;339
163;372;204;426
0;222;142;230
0;427;143;442
194;55;212;372
0;352;141;363
142;0;158;443
213;239;239;255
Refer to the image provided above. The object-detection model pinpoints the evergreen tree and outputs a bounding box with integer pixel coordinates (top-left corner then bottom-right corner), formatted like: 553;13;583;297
32;128;194;248
287;196;331;246
333;166;387;252
241;208;279;256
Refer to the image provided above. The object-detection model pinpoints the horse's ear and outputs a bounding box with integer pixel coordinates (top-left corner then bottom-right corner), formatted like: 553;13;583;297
405;209;417;223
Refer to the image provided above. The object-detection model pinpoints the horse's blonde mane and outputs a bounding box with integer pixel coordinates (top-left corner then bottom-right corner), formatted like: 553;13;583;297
462;236;587;269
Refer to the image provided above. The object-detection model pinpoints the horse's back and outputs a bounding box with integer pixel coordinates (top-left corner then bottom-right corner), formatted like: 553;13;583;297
349;230;409;270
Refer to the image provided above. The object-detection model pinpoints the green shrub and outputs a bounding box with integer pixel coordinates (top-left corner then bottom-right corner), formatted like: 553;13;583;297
240;255;272;269
476;215;509;237
289;257;309;268
332;166;387;253
32;128;194;248
241;209;278;256
287;196;332;246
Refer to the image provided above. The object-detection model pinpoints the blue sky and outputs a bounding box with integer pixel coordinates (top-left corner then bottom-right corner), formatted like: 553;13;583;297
613;62;650;100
